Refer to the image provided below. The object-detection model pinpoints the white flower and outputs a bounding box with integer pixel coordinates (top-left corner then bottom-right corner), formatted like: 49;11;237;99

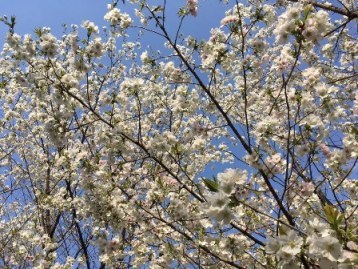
206;191;234;224
217;168;247;194
308;235;342;262
266;230;303;264
87;38;104;57
82;20;99;34
140;51;151;64
206;205;234;225
208;191;229;208
279;231;302;256
315;83;328;97
303;10;330;42
61;74;78;89
307;218;330;236
262;4;276;24
192;137;205;149
273;5;301;43
339;248;357;268
104;8;132;29
40;33;58;57
302;67;321;87
266;236;281;254
104;8;121;24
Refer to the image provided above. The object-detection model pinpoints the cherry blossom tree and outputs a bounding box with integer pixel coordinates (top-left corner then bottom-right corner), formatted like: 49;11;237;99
0;0;357;268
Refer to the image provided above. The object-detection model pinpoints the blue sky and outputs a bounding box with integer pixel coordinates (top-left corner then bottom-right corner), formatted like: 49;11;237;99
0;0;228;46
0;0;107;37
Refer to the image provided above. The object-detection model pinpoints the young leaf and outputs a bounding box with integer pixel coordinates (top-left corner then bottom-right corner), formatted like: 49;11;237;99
202;178;219;192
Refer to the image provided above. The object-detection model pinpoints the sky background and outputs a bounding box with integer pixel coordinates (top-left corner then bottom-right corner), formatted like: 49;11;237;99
0;0;228;47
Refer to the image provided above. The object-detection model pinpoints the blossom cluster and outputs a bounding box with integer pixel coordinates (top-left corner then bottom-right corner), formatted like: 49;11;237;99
104;5;132;35
274;4;330;43
0;0;356;268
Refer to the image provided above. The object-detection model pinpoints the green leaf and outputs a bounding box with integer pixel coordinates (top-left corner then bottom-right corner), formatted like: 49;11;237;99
0;81;7;88
324;204;345;239
87;28;93;37
34;27;42;37
228;198;239;208
336;214;344;226
278;225;288;236
324;204;339;224
303;5;312;19
202;178;219;192
178;7;188;17
255;10;264;21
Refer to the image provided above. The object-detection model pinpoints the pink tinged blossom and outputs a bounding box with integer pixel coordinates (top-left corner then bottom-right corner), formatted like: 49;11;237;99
162;175;178;186
107;239;119;252
192;122;207;135
319;143;331;157
353;107;358;116
220;15;239;26
261;54;270;63
187;0;198;17
301;182;315;197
